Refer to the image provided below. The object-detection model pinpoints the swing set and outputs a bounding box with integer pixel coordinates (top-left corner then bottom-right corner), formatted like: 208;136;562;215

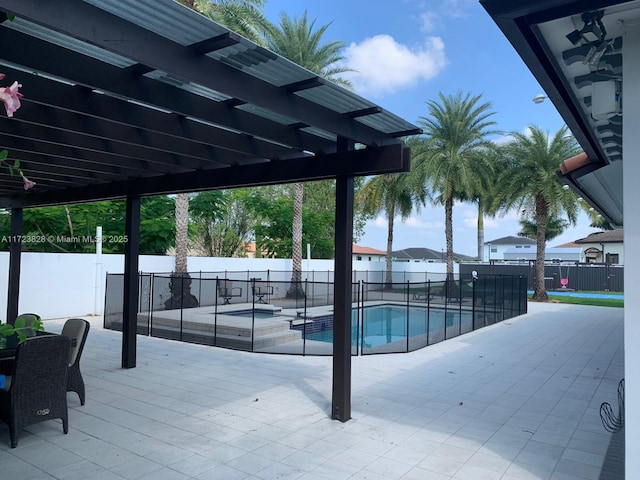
558;263;570;289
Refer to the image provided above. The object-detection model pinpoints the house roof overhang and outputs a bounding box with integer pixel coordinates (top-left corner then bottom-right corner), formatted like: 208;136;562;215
480;0;640;227
0;0;419;209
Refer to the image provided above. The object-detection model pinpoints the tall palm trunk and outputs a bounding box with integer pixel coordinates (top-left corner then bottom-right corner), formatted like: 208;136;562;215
385;203;395;289
175;193;189;274
445;196;454;281
287;182;305;298
166;193;199;309
477;201;484;261
532;194;549;302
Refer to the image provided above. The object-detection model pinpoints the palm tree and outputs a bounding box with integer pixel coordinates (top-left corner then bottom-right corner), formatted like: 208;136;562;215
265;11;352;298
196;0;271;44
357;172;418;288
413;92;498;280
518;215;570;241
496;125;581;301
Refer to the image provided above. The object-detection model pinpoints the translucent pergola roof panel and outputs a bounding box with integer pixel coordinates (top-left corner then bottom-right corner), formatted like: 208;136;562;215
0;0;418;207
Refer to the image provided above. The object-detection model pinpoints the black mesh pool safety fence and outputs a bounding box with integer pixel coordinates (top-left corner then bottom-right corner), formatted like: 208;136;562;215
104;272;528;356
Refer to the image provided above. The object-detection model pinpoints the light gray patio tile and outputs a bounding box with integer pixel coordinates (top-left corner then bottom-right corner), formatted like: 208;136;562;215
109;457;164;480
255;461;306;480
166;453;220;477
417;454;464;477
363;456;413;478
48;459;111;480
138;467;191;480
561;447;605;467
553;458;602;480
195;464;250;480
0;454;53;480
530;431;572;447
452;464;504;480
465;451;512;474
280;449;328;471
85;444;140;469
144;446;196;466
401;466;450;480
382;444;430;466
10;441;84;470
295;473;333;480
431;443;476;463
102;429;170;456
225;452;278;475
504;460;554;480
308;458;361;480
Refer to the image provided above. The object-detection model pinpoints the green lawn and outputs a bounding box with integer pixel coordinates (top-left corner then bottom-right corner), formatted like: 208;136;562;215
528;293;624;308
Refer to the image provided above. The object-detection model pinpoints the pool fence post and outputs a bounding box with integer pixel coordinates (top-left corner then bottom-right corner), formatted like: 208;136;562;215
406;280;410;352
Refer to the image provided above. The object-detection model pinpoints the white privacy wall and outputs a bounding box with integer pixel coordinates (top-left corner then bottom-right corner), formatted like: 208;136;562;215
0;252;453;320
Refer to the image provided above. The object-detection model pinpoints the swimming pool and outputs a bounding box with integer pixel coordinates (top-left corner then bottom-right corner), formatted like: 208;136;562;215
304;304;473;349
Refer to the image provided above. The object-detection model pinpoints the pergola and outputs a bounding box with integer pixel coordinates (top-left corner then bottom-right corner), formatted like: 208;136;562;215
0;0;419;421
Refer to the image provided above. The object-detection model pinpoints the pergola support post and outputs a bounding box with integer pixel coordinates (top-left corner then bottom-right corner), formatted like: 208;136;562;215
122;196;140;368
6;207;22;324
332;137;355;422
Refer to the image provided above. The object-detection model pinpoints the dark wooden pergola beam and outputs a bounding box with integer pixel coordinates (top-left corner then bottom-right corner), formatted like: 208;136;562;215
0;32;333;155
0;119;239;170
11;102;293;163
2;145;410;208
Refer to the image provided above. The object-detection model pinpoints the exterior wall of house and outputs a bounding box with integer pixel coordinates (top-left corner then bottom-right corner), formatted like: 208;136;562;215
580;242;624;264
351;253;385;262
485;242;534;262
623;27;639;477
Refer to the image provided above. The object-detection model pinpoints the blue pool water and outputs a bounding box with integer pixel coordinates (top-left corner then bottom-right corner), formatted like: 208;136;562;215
304;305;472;348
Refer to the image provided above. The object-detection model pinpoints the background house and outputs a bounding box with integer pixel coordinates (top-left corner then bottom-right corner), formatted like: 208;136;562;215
352;245;386;262
502;247;582;263
391;247;474;263
484;236;536;262
574;230;624;264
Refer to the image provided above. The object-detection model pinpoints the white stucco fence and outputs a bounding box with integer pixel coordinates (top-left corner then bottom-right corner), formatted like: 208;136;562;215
0;252;454;320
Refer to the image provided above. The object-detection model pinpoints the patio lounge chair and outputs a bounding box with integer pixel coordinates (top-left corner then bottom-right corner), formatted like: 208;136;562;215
61;318;90;405
252;281;274;304
0;335;71;448
217;279;242;304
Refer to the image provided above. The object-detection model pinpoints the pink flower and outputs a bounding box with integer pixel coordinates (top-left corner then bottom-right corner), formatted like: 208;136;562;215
22;176;36;190
0;80;23;117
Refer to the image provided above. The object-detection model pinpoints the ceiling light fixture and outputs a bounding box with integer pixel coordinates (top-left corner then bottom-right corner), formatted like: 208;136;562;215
532;94;547;104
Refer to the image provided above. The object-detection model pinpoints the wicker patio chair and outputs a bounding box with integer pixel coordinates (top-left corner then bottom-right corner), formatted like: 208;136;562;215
0;335;71;448
61;318;90;406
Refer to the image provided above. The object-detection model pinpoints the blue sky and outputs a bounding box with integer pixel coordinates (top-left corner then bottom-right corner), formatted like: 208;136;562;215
263;0;598;256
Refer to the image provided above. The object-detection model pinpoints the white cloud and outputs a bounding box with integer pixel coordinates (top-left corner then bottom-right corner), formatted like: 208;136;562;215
369;214;443;230
403;216;444;229
343;34;447;96
419;11;440;32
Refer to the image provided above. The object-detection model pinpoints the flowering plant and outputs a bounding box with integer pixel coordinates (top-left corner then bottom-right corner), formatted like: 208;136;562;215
1;73;35;190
